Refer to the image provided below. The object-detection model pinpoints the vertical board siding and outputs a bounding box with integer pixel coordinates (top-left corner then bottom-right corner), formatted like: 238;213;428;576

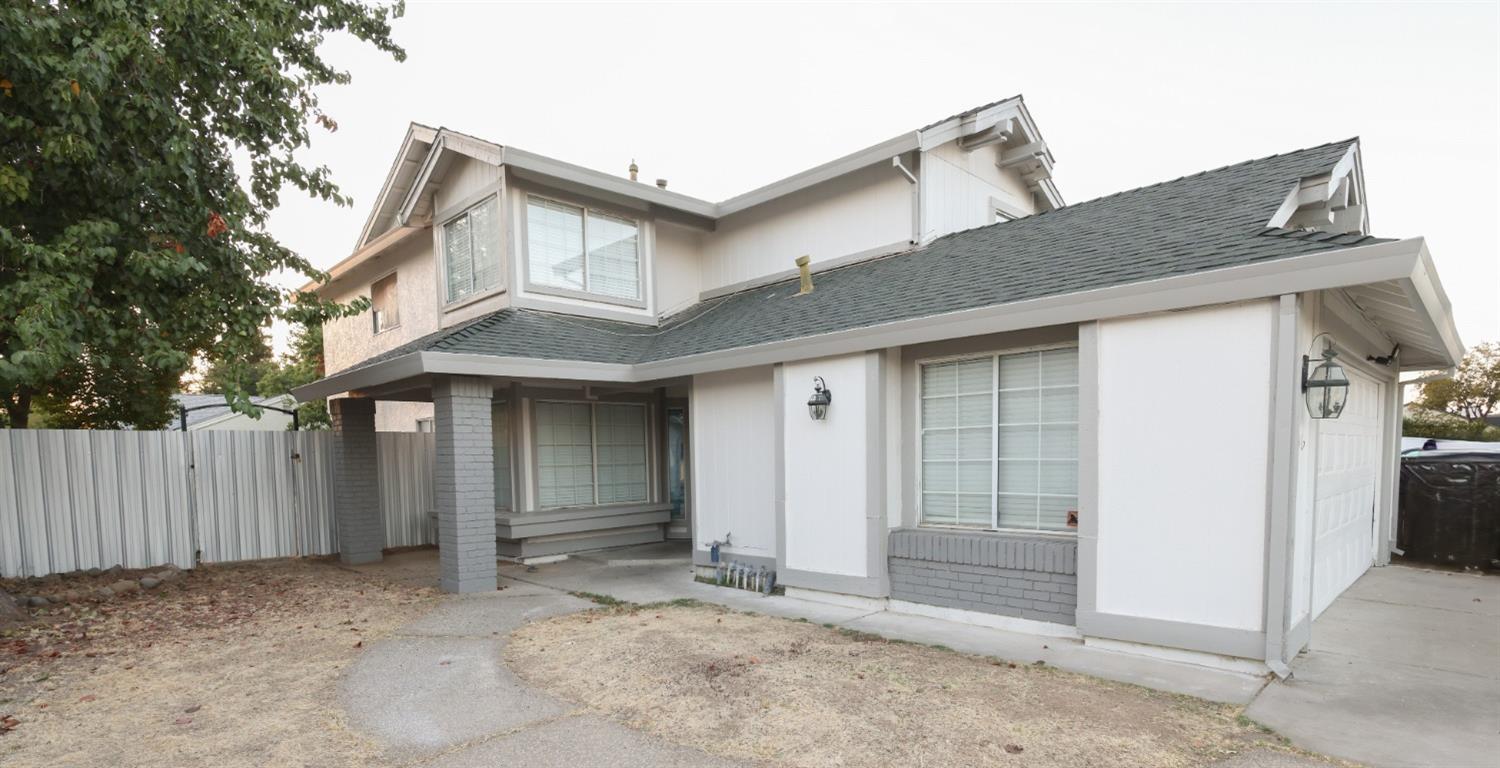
378;431;437;548
0;429;436;577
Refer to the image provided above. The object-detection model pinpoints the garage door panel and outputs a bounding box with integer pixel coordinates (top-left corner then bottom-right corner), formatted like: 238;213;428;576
1312;370;1383;618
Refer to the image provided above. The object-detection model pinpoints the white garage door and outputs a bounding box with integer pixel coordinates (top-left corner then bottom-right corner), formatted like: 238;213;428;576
1311;367;1385;618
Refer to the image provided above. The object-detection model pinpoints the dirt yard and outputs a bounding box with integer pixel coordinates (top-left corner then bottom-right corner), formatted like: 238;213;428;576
0;558;432;768
508;602;1338;768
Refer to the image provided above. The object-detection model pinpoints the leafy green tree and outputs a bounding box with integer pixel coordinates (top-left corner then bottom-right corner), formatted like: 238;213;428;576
0;0;404;428
259;320;331;429
1417;342;1500;426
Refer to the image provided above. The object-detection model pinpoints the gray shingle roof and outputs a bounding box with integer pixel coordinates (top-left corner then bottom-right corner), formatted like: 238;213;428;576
170;393;294;429
342;138;1382;373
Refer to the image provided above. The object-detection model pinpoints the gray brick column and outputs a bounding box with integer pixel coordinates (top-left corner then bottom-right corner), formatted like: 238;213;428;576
433;375;496;593
331;397;384;565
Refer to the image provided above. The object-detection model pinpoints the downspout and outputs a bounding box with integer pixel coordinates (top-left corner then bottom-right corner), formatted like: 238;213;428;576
1263;294;1299;679
892;155;920;245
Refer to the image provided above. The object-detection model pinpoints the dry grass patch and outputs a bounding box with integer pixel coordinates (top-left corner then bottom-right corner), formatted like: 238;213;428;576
0;557;433;768
509;603;1327;768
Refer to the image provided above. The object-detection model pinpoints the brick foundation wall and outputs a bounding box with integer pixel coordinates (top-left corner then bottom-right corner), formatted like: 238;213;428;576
888;528;1077;625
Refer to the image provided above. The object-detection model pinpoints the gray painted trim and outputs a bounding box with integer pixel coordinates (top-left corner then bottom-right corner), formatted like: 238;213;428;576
296;238;1443;402
716;132;922;216
497;526;663;558
1076;609;1266;660
1076;322;1099;617
889;528;1077;574
697;239;913;302
692;549;777;570
501;145;718;218
495;502;672;538
772;363;787;573
1264;294;1299;667
516;191;649;311
778;567;890;599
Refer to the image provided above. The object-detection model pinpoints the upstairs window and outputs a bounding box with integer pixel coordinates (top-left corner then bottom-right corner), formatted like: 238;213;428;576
371;272;400;333
526;195;640;302
442;196;501;304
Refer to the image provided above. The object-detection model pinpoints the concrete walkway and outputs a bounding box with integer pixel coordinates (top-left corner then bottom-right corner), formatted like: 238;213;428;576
339;573;748;767
345;546;1327;767
1246;565;1500;768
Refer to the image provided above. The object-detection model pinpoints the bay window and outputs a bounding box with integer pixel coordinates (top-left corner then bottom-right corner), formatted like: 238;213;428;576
526;195;640;302
442;197;501;304
920;346;1079;532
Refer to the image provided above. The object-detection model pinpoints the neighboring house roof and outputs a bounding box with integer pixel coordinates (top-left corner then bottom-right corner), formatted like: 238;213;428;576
299;136;1463;401
170;393;296;430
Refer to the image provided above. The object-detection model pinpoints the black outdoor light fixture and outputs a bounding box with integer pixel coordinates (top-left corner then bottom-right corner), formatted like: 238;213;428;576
1302;334;1350;420
807;376;832;421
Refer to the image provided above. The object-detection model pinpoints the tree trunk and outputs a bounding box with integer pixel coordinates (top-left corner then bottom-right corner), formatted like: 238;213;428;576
6;388;31;429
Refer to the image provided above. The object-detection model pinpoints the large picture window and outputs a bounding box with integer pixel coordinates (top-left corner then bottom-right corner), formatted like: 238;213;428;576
442;197;501;304
526;195;640;302
534;401;649;509
920;347;1079;532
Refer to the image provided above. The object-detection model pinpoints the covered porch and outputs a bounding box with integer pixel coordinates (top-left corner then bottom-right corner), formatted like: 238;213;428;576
323;369;692;593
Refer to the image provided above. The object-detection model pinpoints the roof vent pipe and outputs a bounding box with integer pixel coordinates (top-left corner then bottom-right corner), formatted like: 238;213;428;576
795;255;813;295
656;178;668;189
628;160;639;182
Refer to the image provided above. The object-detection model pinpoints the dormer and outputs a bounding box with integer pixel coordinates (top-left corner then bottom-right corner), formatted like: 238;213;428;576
1267;140;1368;235
914;96;1064;242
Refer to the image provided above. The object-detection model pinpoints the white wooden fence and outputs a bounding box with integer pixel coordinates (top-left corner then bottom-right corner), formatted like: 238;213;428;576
0;429;436;578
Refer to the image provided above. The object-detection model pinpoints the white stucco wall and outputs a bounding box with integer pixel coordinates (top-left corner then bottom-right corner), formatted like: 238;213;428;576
921;141;1037;241
691;367;777;559
700;163;912;293
782;353;872;578
1095;301;1275;633
322;232;439;375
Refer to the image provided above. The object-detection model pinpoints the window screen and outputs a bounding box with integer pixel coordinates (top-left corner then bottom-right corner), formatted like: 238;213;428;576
920;347;1079;532
443;197;501;303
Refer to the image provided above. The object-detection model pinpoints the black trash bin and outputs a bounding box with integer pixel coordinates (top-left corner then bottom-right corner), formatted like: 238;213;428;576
1397;452;1500;570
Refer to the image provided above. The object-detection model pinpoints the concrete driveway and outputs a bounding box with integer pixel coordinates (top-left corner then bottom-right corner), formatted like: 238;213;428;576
1246;565;1500;768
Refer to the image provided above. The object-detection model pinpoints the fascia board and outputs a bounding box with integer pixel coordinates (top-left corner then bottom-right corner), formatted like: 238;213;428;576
501;146;718;219
419;351;636;383
634;238;1428;379
396;135;446;225
1402;240;1465;367
292;352;426;402
301;238;1454;395
300;224;426;294
355;124;437;250
714;132;922;215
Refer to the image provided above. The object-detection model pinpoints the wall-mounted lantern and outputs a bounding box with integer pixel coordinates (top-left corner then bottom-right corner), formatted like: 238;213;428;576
1302;335;1350;419
807;376;832;421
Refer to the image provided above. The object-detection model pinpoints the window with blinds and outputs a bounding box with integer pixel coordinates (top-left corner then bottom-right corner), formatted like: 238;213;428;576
533;401;649;509
371;272;399;333
442;197;500;304
526;195;640;302
919;347;1079;532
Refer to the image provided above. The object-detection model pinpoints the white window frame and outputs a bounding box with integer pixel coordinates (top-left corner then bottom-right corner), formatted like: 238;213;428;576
370;269;400;334
520;193;647;309
439;195;502;306
530;399;653;510
915;342;1080;536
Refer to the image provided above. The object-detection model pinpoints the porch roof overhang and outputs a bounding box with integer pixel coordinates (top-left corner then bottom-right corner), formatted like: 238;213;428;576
294;236;1462;402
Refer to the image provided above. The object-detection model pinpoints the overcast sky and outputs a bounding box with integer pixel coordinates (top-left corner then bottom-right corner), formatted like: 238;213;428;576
266;1;1499;354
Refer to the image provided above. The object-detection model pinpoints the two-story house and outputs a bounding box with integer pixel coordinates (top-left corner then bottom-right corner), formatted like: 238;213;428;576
296;96;1462;675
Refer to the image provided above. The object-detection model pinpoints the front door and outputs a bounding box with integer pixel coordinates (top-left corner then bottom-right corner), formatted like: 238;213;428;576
665;406;690;539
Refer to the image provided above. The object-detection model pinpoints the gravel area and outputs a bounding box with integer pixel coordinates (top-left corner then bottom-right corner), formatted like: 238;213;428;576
0;557;433;768
508;602;1349;768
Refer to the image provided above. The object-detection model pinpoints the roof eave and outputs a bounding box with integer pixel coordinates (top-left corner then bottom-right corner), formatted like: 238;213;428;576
296;237;1457;398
